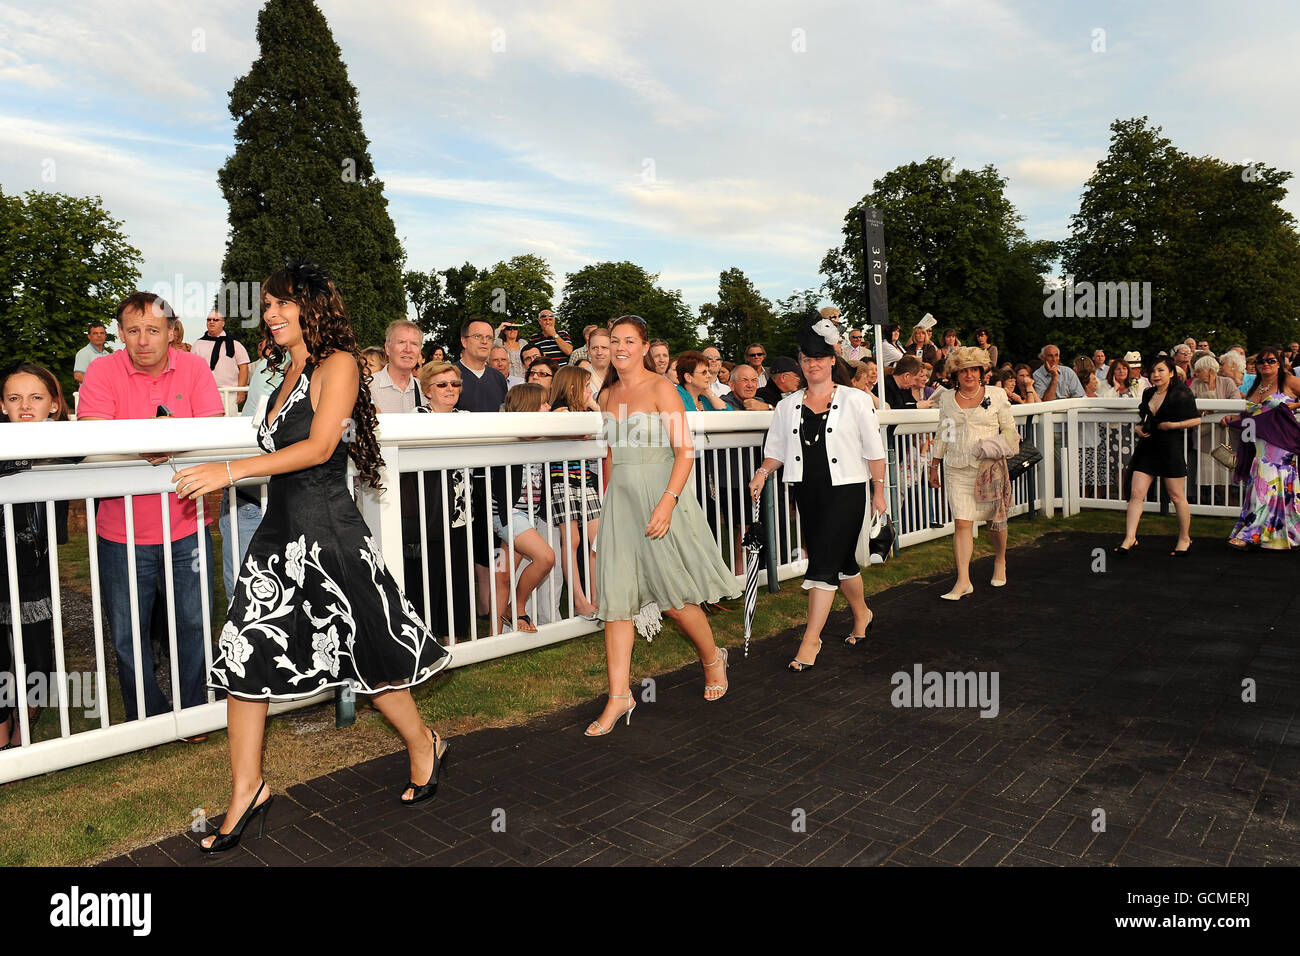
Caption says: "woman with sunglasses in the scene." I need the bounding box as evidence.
[419,360,464,412]
[526,358,557,388]
[1222,346,1300,550]
[404,361,478,639]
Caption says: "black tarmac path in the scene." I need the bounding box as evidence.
[102,531,1299,867]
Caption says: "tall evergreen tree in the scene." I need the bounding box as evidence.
[218,0,406,348]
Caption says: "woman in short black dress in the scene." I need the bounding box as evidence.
[1114,355,1202,555]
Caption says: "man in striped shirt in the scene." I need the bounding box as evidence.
[525,308,573,362]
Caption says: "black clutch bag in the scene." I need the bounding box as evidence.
[1005,440,1043,481]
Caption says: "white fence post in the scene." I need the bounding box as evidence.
[1041,411,1056,518]
[358,441,404,583]
[1064,405,1079,517]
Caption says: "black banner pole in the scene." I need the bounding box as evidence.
[860,207,900,556]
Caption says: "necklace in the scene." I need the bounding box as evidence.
[800,387,832,446]
[800,404,829,446]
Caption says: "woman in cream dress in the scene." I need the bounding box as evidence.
[927,347,1019,600]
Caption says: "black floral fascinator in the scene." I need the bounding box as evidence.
[282,257,333,299]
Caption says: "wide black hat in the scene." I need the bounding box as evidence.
[797,306,843,358]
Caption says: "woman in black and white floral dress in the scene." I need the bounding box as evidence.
[173,262,450,853]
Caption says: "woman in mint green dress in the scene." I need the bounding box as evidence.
[586,316,740,736]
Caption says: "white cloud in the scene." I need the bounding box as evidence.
[0,44,57,88]
[1007,156,1100,190]
[3,0,1298,320]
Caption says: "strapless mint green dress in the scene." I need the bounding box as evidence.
[596,413,741,635]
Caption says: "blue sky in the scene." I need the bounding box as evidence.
[2,0,1297,336]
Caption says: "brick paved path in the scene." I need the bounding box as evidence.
[104,531,1300,866]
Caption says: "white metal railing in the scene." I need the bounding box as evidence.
[0,397,1249,782]
[1068,398,1247,518]
[218,386,249,417]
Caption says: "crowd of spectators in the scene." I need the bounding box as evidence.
[2,296,1298,741]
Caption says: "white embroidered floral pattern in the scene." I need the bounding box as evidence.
[218,621,254,678]
[285,535,307,585]
[209,360,448,700]
[311,625,341,677]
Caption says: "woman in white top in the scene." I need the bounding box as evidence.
[879,323,904,367]
[927,347,1019,599]
[1095,359,1142,399]
[495,321,526,380]
[749,314,887,671]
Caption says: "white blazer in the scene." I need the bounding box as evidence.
[763,385,886,485]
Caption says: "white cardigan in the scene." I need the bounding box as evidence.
[763,385,886,485]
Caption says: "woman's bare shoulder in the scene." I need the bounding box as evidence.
[651,375,681,409]
[319,350,358,377]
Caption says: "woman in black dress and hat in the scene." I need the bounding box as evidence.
[1113,355,1202,555]
[749,310,888,671]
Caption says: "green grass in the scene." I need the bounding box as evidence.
[0,508,1234,866]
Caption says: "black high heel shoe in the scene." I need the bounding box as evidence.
[199,781,273,854]
[1170,540,1193,556]
[400,729,449,806]
[844,610,875,646]
[1112,540,1139,555]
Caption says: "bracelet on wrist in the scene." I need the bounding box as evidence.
[663,489,679,502]
[226,461,235,487]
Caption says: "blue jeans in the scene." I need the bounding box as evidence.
[98,530,214,721]
[218,490,264,606]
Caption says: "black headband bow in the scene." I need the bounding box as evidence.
[283,257,332,299]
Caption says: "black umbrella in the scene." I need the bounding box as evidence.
[741,499,764,658]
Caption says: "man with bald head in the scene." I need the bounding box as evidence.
[702,345,731,397]
[723,363,765,410]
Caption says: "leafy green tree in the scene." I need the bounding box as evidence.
[821,157,1052,365]
[769,288,824,360]
[996,238,1067,363]
[405,262,484,351]
[0,189,141,399]
[218,0,406,349]
[699,268,776,362]
[465,254,555,333]
[557,261,698,354]
[1062,117,1300,356]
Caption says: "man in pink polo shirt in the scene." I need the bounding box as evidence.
[78,292,224,720]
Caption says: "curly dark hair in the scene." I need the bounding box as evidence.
[260,265,385,490]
